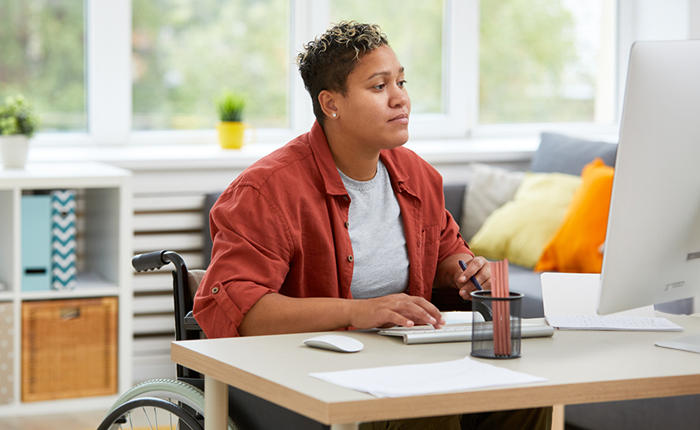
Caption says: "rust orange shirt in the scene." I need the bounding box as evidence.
[193,121,471,338]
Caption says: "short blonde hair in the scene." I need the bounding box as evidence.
[297,21,388,126]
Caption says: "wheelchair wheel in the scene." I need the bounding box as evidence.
[105,378,237,430]
[97,397,202,430]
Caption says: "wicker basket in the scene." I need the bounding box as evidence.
[21,297,118,402]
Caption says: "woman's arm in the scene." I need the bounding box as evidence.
[238,292,446,336]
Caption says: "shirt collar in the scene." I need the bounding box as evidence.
[307,121,348,196]
[380,149,410,193]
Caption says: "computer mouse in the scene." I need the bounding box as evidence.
[303,334,364,353]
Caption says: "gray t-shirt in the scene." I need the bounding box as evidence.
[339,160,410,299]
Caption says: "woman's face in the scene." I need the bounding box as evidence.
[333,44,411,152]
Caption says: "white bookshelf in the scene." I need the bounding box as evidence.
[0,162,132,416]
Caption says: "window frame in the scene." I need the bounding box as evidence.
[31,0,678,147]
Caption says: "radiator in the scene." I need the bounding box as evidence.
[131,192,208,382]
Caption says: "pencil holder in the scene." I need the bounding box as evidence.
[470,291,524,359]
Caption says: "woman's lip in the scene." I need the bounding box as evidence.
[389,114,409,124]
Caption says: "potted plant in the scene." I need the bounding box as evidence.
[216,90,248,149]
[0,94,39,169]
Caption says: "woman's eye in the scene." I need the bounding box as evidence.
[398,80,407,88]
[374,83,386,90]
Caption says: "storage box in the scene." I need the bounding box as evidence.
[50,190,77,290]
[21,195,52,291]
[0,302,13,405]
[21,297,118,402]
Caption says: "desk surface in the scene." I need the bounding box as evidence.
[172,314,700,425]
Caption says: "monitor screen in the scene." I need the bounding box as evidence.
[597,40,700,315]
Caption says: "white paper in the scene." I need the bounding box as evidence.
[441,311,483,324]
[545,314,683,331]
[540,272,655,317]
[655,334,700,353]
[309,356,546,398]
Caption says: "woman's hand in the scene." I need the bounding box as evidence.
[348,293,446,329]
[434,254,491,299]
[455,256,491,299]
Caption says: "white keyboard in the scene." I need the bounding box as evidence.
[378,320,555,345]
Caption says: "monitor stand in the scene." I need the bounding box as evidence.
[655,334,700,354]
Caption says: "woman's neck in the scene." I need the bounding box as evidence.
[325,127,380,181]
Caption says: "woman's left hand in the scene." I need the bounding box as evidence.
[454,255,491,299]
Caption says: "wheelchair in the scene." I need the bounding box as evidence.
[97,250,236,430]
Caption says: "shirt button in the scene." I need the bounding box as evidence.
[347,255,354,262]
[345,221,350,228]
[212,287,219,294]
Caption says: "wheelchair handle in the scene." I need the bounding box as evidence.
[132,250,170,272]
[132,250,189,273]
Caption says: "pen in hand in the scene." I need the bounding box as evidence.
[459,260,483,291]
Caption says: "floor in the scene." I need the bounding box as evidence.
[0,409,107,430]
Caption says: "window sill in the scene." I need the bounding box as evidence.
[26,136,542,172]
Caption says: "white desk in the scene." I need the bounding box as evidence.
[172,314,700,429]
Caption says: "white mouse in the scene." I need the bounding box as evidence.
[303,334,364,353]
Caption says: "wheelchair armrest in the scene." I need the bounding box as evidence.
[183,310,202,331]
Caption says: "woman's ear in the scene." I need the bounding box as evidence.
[318,90,339,120]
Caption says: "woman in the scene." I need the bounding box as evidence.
[194,21,549,430]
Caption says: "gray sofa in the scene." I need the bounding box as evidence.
[445,132,698,430]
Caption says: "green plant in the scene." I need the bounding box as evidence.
[216,91,246,122]
[0,95,39,137]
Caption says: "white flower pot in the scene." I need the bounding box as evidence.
[0,135,30,169]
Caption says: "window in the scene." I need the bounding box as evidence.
[0,0,86,132]
[4,0,648,144]
[479,0,617,125]
[132,0,289,130]
[328,0,444,115]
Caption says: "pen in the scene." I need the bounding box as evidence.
[458,260,483,291]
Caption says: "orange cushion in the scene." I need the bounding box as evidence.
[534,158,614,273]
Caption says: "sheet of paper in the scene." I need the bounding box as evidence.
[545,314,683,331]
[541,272,655,317]
[655,334,700,353]
[309,356,546,398]
[441,311,483,324]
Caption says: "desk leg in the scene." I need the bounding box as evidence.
[331,424,359,430]
[205,375,229,430]
[552,404,564,430]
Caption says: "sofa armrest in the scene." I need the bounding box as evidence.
[443,183,467,228]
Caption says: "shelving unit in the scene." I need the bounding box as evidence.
[0,162,132,415]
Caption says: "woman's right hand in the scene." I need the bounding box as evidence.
[348,293,446,330]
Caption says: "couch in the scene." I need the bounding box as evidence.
[446,132,698,430]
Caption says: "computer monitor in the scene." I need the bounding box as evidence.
[597,40,700,316]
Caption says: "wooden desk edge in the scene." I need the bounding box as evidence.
[172,341,700,425]
[172,342,334,423]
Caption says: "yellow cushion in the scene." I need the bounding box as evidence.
[535,158,614,273]
[469,172,582,268]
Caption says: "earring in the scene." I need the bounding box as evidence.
[332,113,337,118]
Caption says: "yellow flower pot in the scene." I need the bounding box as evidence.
[217,121,247,149]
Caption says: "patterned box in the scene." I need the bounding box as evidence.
[50,190,77,290]
[0,303,13,405]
